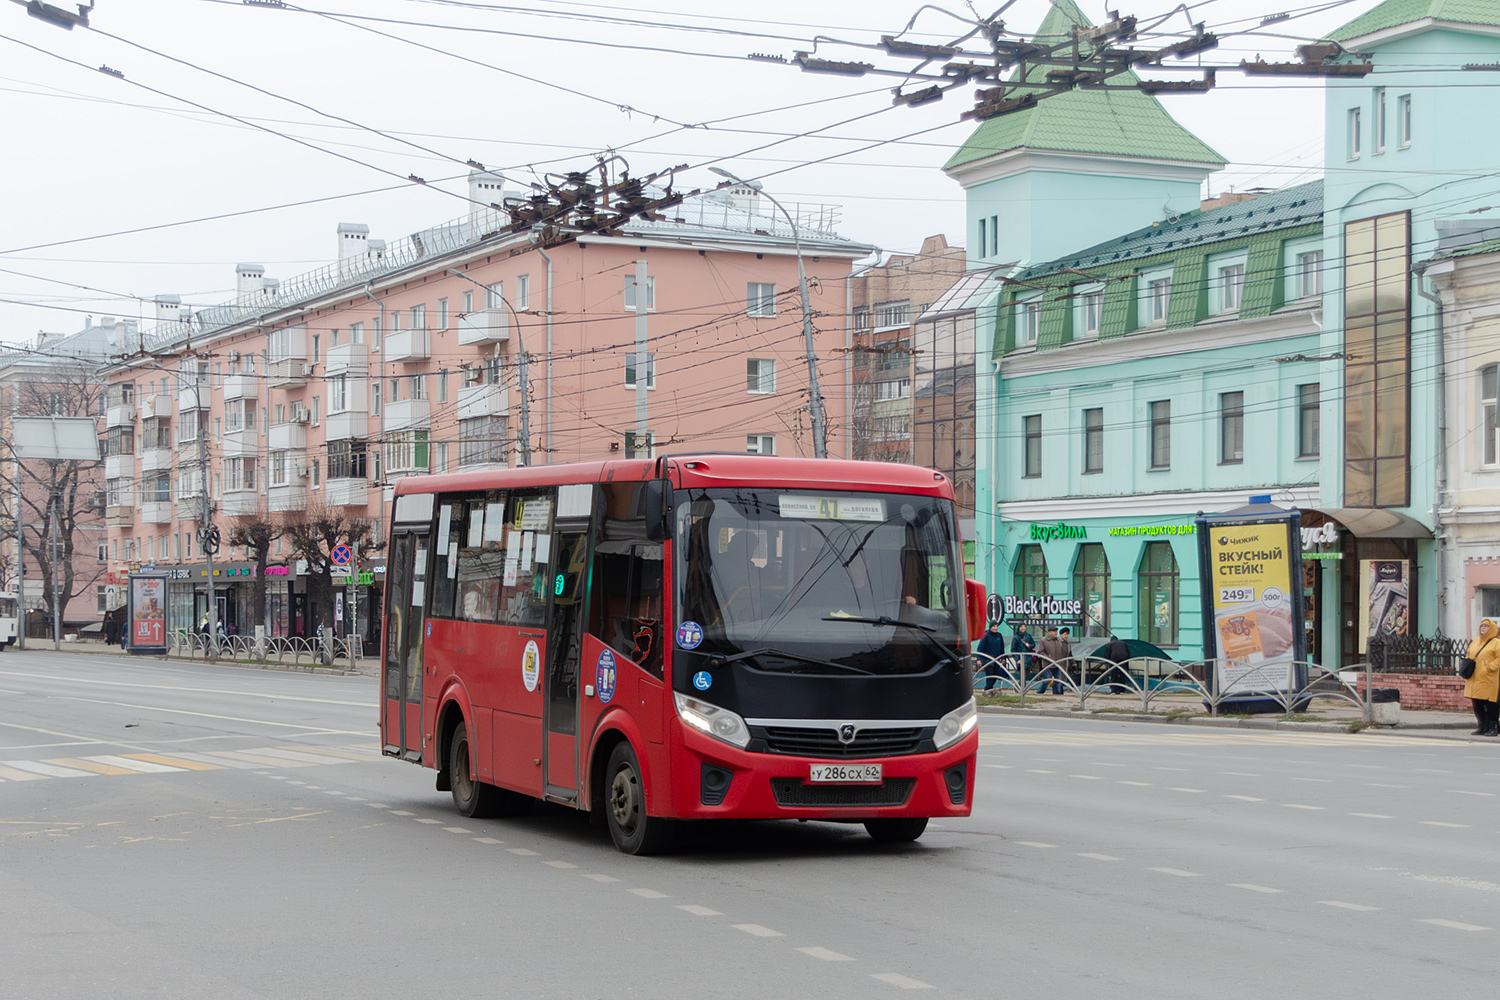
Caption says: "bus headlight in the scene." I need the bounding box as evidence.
[933,698,978,751]
[674,692,751,749]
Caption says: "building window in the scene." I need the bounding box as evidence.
[1397,93,1412,147]
[1220,391,1244,464]
[1138,542,1179,647]
[106,425,135,457]
[989,214,998,257]
[1073,544,1110,638]
[387,430,430,472]
[349,321,362,344]
[1218,263,1245,313]
[459,416,508,466]
[1373,87,1386,153]
[1483,365,1498,466]
[1014,545,1048,600]
[853,307,869,332]
[1080,288,1103,337]
[1298,383,1321,458]
[978,218,987,258]
[327,440,368,480]
[1348,106,1362,159]
[1148,277,1171,324]
[97,585,108,614]
[1297,250,1323,298]
[747,282,776,317]
[462,290,473,314]
[410,303,426,330]
[329,376,348,413]
[485,281,503,310]
[874,300,911,329]
[746,435,775,455]
[875,380,909,400]
[746,358,776,394]
[624,353,656,389]
[624,430,655,459]
[437,298,448,330]
[1343,212,1411,507]
[1023,414,1041,478]
[1020,297,1041,345]
[1082,407,1103,474]
[434,441,449,473]
[1150,400,1170,469]
[270,451,287,486]
[515,275,530,312]
[624,274,655,312]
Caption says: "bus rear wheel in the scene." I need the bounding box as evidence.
[449,722,501,818]
[864,817,928,843]
[605,742,674,855]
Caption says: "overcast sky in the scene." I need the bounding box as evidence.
[0,0,1367,344]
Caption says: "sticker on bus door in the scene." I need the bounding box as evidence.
[596,648,616,704]
[522,639,540,692]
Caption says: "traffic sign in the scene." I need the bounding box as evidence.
[331,544,352,566]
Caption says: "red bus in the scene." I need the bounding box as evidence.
[381,454,986,854]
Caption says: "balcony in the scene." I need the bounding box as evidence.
[139,393,173,420]
[386,398,430,431]
[221,489,259,517]
[457,383,509,420]
[141,501,173,524]
[178,382,210,411]
[106,403,135,428]
[106,504,134,528]
[268,358,311,388]
[222,374,258,400]
[223,427,258,458]
[141,447,173,472]
[325,478,369,507]
[268,421,307,452]
[325,409,369,441]
[104,454,135,480]
[268,482,308,512]
[384,327,430,363]
[458,307,508,346]
[325,342,370,377]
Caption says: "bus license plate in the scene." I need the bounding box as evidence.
[809,763,882,783]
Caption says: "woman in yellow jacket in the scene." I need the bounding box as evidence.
[1463,618,1500,737]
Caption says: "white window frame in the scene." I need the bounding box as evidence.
[624,353,656,390]
[1298,250,1323,299]
[1212,258,1246,315]
[1140,268,1172,326]
[747,282,776,318]
[746,358,776,394]
[746,434,776,455]
[1482,365,1498,467]
[1076,284,1103,339]
[1372,87,1386,154]
[1017,293,1042,346]
[1397,93,1412,148]
[1348,106,1362,159]
[624,274,656,313]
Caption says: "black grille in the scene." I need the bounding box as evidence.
[757,726,929,758]
[771,778,915,807]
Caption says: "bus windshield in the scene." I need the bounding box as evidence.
[675,489,963,677]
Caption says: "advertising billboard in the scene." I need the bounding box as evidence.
[128,573,168,655]
[1358,559,1410,654]
[1196,509,1305,704]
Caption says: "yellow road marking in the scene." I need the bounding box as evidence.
[42,757,139,775]
[121,753,224,771]
[0,763,48,781]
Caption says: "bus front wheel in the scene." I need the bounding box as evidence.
[605,741,673,855]
[864,817,928,843]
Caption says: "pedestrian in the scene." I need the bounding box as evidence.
[975,621,1010,692]
[1037,626,1069,696]
[1463,618,1500,737]
[1010,622,1037,687]
[104,613,118,647]
[1100,634,1132,694]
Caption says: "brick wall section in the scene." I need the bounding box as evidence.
[1354,673,1471,711]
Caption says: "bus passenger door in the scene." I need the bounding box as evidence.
[543,529,588,798]
[382,531,428,761]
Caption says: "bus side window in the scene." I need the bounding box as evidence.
[591,484,665,678]
[495,489,554,625]
[429,501,463,618]
[455,494,505,622]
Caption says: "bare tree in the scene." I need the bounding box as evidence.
[0,368,106,623]
[278,500,378,635]
[228,513,280,630]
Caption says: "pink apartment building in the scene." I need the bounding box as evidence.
[100,173,872,641]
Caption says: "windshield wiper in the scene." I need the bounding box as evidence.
[706,647,874,676]
[821,615,965,670]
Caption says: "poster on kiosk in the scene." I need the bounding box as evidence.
[128,573,168,656]
[1195,502,1306,712]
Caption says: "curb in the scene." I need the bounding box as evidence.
[977,704,1483,740]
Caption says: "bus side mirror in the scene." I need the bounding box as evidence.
[643,479,673,541]
[964,579,987,643]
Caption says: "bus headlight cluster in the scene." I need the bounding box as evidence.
[674,692,751,749]
[933,698,978,751]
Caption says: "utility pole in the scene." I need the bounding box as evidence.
[634,258,648,457]
[12,388,23,651]
[49,497,60,650]
[190,370,218,662]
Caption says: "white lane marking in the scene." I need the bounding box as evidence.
[1420,919,1490,931]
[2,760,92,778]
[390,810,415,816]
[474,838,503,845]
[798,947,854,961]
[732,924,784,937]
[983,764,1012,769]
[1282,804,1326,811]
[1350,812,1393,819]
[583,874,619,883]
[164,751,271,770]
[1290,776,1332,783]
[1412,768,1451,774]
[1154,767,1189,772]
[1118,780,1152,786]
[1014,841,1055,849]
[1077,853,1120,862]
[1219,772,1261,777]
[1369,783,1409,789]
[249,748,353,765]
[367,803,390,809]
[870,972,934,989]
[441,826,471,834]
[629,888,669,898]
[1421,821,1471,828]
[344,797,365,802]
[1224,795,1264,802]
[544,860,578,869]
[323,791,347,796]
[1086,762,1125,767]
[1168,787,1206,793]
[1070,774,1103,780]
[81,754,183,774]
[1025,769,1055,774]
[1228,883,1283,894]
[1451,790,1496,797]
[507,848,540,856]
[414,818,443,825]
[678,904,721,916]
[1150,868,1201,878]
[1319,901,1381,911]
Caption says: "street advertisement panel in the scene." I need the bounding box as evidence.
[1358,559,1410,654]
[128,573,168,654]
[1196,511,1305,702]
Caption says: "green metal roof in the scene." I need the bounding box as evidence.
[1330,0,1500,40]
[943,0,1225,171]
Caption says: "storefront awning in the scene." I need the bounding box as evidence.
[1306,507,1433,539]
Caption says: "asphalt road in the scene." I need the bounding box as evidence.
[1,650,1496,998]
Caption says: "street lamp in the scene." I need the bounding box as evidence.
[709,167,828,459]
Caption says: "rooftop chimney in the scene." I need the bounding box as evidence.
[236,264,265,300]
[154,294,182,323]
[468,169,507,211]
[337,223,370,262]
[262,277,281,300]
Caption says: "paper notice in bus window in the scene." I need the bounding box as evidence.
[436,505,452,553]
[466,505,484,549]
[505,528,521,562]
[520,531,534,567]
[534,533,551,565]
[503,556,519,588]
[414,545,427,578]
[519,499,552,531]
[483,503,506,546]
[447,539,459,579]
[777,495,887,522]
[412,580,425,608]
